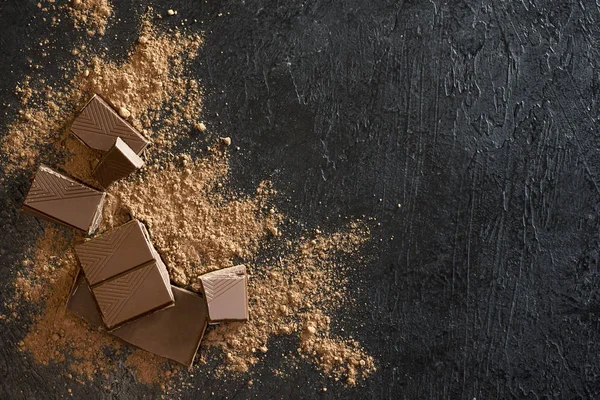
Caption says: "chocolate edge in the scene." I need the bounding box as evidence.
[88,192,106,234]
[104,299,176,331]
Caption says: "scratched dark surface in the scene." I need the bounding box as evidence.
[2,0,600,398]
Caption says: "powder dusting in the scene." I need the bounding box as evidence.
[4,9,376,392]
[204,224,376,384]
[15,228,122,379]
[126,350,177,386]
[67,0,113,36]
[13,226,70,304]
[76,19,203,148]
[107,152,280,286]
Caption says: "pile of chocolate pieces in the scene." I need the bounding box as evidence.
[21,94,249,368]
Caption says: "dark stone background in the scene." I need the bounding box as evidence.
[2,0,600,398]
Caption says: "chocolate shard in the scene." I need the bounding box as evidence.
[71,94,149,154]
[199,265,249,323]
[74,220,174,329]
[21,165,106,234]
[93,137,144,188]
[67,271,209,368]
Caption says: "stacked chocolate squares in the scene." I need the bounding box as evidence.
[21,94,249,368]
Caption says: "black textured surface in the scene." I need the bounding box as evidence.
[2,0,600,398]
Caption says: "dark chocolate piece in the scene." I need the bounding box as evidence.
[74,220,174,329]
[22,165,106,234]
[93,137,144,188]
[67,271,209,368]
[71,94,149,154]
[199,265,248,323]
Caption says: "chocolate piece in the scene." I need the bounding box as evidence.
[93,137,144,188]
[71,94,149,154]
[74,220,174,329]
[67,271,209,368]
[66,269,104,328]
[199,265,248,323]
[22,165,106,234]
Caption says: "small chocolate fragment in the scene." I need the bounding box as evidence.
[93,137,144,187]
[199,265,248,323]
[67,271,209,368]
[22,165,106,234]
[74,220,174,329]
[71,94,149,154]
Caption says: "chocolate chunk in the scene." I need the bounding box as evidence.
[199,265,248,323]
[22,165,106,234]
[67,271,209,368]
[66,269,104,328]
[74,220,174,329]
[71,94,149,154]
[93,137,144,188]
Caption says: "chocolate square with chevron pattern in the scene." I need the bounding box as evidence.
[199,265,248,323]
[74,220,174,329]
[71,94,149,154]
[93,137,144,188]
[22,165,106,234]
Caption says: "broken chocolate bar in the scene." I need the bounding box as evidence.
[199,265,248,323]
[67,271,208,368]
[71,94,149,154]
[74,220,174,329]
[22,165,106,234]
[93,137,144,188]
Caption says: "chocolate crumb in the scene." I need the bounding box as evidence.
[118,106,131,118]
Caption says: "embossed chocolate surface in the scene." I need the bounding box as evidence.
[71,94,149,154]
[74,220,174,329]
[92,260,173,329]
[93,137,144,188]
[21,165,106,234]
[199,265,248,322]
[75,220,155,286]
[67,271,208,368]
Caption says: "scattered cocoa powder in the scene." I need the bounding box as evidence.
[203,223,376,383]
[126,350,176,386]
[4,9,376,392]
[66,0,113,36]
[107,153,280,287]
[17,233,122,379]
[13,226,70,304]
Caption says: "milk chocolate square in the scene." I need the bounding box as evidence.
[22,165,106,234]
[199,265,248,323]
[71,94,149,154]
[67,271,209,368]
[93,137,144,188]
[74,220,174,329]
